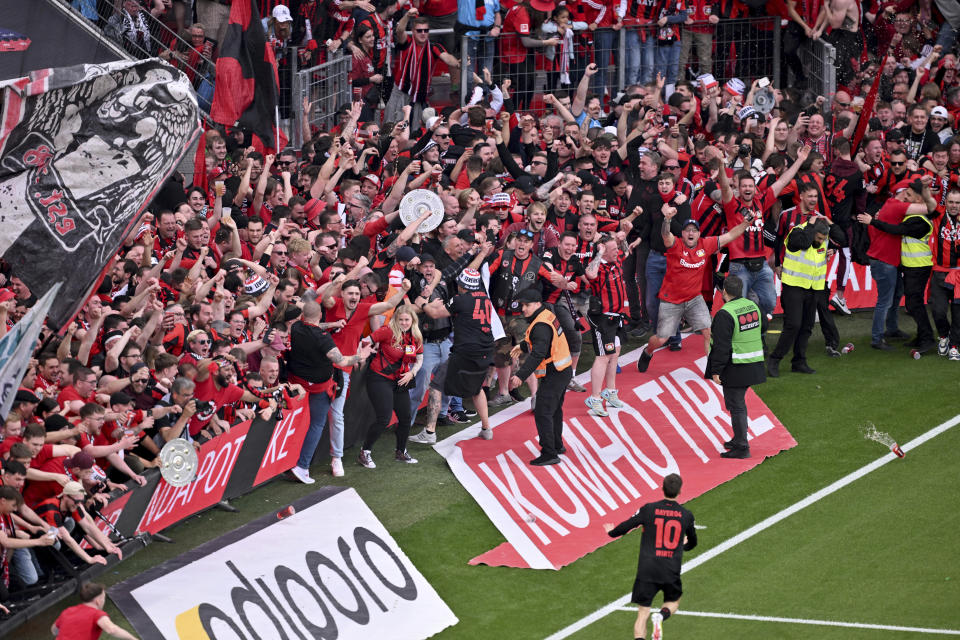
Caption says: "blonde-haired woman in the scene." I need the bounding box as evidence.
[359,304,423,468]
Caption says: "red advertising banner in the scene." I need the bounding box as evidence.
[136,421,254,535]
[81,490,132,550]
[436,335,797,570]
[253,395,310,486]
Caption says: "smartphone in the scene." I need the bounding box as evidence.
[758,77,770,88]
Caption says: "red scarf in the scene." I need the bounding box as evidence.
[396,41,434,103]
[660,189,678,204]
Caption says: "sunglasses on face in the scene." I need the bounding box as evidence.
[434,133,449,139]
[415,28,429,33]
[890,161,905,166]
[272,250,287,255]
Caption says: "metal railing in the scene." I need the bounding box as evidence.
[59,0,216,113]
[291,53,354,147]
[801,38,838,106]
[459,17,781,111]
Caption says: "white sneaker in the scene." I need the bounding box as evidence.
[395,449,418,464]
[651,611,664,640]
[585,396,608,417]
[478,427,493,440]
[409,429,437,444]
[600,388,625,408]
[330,457,344,477]
[939,336,950,356]
[291,466,315,484]
[830,294,851,315]
[950,346,960,361]
[358,450,376,469]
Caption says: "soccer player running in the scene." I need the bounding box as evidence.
[604,474,697,640]
[636,206,750,373]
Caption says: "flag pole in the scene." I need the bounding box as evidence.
[275,105,280,152]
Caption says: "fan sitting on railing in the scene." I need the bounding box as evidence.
[105,0,154,58]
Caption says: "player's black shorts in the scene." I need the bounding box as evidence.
[630,576,683,607]
[588,313,625,356]
[431,351,492,398]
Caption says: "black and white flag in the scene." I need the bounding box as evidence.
[0,59,200,327]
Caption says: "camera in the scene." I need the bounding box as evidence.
[194,400,214,413]
[738,143,752,157]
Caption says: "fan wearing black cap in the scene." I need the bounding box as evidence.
[488,228,555,406]
[509,289,573,465]
[637,211,751,373]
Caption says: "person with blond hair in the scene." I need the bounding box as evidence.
[359,300,422,468]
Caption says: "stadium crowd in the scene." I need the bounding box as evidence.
[2,0,960,627]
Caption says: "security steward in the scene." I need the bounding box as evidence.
[768,217,831,377]
[706,277,767,459]
[509,289,573,466]
[858,201,937,353]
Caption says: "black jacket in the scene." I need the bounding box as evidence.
[704,299,767,388]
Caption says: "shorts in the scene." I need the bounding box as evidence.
[631,576,683,607]
[432,351,493,398]
[588,314,625,356]
[493,316,528,367]
[656,297,712,338]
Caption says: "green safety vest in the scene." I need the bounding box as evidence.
[780,221,827,290]
[900,214,933,268]
[716,297,765,364]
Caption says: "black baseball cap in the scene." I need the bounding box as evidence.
[515,289,543,304]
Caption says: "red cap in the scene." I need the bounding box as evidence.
[0,288,14,303]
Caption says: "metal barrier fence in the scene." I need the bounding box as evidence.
[459,17,780,110]
[800,38,838,105]
[60,0,217,112]
[291,53,354,148]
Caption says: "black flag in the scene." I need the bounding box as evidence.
[0,59,200,328]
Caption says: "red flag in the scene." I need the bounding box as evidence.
[210,0,286,152]
[851,54,887,152]
[192,125,208,192]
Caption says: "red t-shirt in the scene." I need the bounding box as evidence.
[33,375,59,401]
[327,299,375,370]
[57,385,96,413]
[659,236,720,304]
[723,188,777,260]
[53,604,109,640]
[23,445,67,508]
[187,364,245,436]
[867,200,911,266]
[368,326,422,380]
[501,5,531,64]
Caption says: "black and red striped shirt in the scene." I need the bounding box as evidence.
[590,252,628,315]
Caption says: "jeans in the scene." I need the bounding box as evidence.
[465,34,496,93]
[869,259,902,343]
[326,370,350,458]
[11,548,40,586]
[625,30,657,85]
[728,260,777,317]
[409,338,453,425]
[645,251,681,344]
[297,391,333,469]
[937,21,957,52]
[592,29,616,96]
[656,40,682,87]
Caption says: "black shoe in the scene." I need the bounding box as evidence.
[636,347,653,372]
[791,363,816,374]
[723,440,736,450]
[463,408,478,417]
[530,454,562,466]
[509,388,525,402]
[629,323,651,339]
[767,358,780,378]
[720,447,751,459]
[437,415,452,426]
[448,410,469,424]
[558,445,567,455]
[884,329,909,340]
[668,342,682,352]
[905,337,920,348]
[825,346,841,358]
[914,340,937,354]
[871,340,894,351]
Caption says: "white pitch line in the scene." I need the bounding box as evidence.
[610,608,960,635]
[544,412,960,640]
